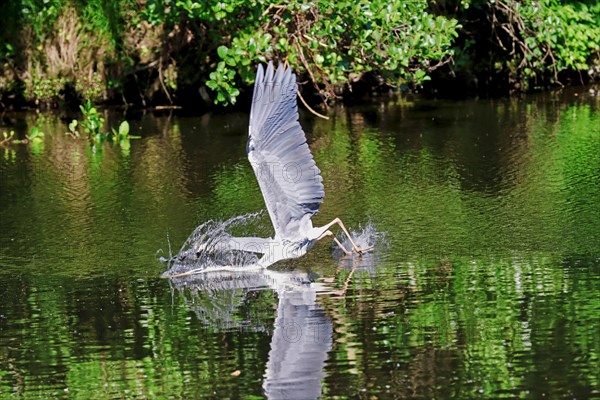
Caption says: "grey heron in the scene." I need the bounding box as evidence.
[164,62,372,276]
[234,61,372,268]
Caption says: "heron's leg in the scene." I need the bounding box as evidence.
[317,230,352,255]
[320,218,370,254]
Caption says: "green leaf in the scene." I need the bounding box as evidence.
[414,69,426,79]
[28,126,43,139]
[217,46,229,59]
[118,121,130,137]
[68,119,78,135]
[206,80,218,90]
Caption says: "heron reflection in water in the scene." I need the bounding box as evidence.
[168,268,334,399]
[165,62,372,276]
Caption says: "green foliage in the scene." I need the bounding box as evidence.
[1,43,15,61]
[27,126,45,153]
[206,59,241,105]
[20,0,64,41]
[203,0,461,104]
[0,127,44,147]
[534,1,600,71]
[67,119,80,138]
[0,0,136,105]
[0,130,17,146]
[0,0,598,106]
[27,126,44,142]
[67,100,138,146]
[79,99,105,140]
[30,76,67,102]
[110,120,140,150]
[448,0,600,90]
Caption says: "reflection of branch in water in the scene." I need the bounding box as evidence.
[320,248,380,298]
[315,249,382,379]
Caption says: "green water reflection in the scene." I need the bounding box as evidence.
[0,93,598,398]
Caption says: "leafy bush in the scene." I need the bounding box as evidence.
[439,0,600,91]
[0,0,598,107]
[67,100,138,145]
[199,0,461,104]
[0,126,44,147]
[1,0,133,104]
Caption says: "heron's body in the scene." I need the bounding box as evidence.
[223,224,329,267]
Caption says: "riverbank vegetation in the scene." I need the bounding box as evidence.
[0,0,598,110]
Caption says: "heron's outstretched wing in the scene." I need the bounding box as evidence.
[248,62,324,240]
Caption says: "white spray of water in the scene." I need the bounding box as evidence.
[161,213,386,277]
[161,212,267,277]
[333,219,387,258]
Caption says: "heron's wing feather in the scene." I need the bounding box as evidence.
[248,62,324,240]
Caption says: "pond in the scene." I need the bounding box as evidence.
[0,90,599,398]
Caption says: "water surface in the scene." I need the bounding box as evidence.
[0,91,599,398]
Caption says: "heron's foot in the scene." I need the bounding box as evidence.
[353,245,374,255]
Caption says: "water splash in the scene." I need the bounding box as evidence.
[333,220,387,273]
[333,220,386,255]
[161,211,268,277]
